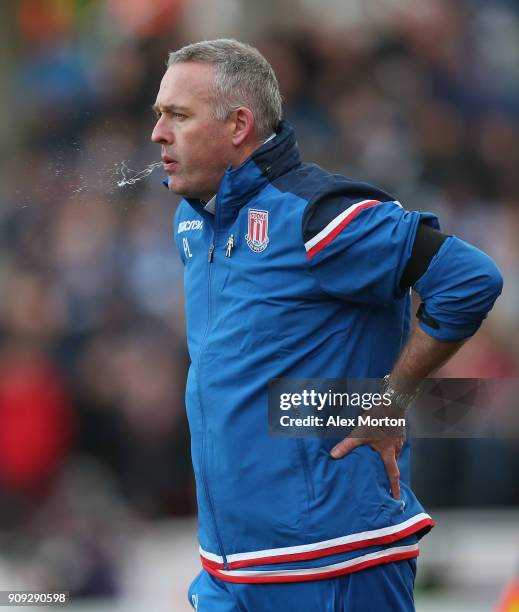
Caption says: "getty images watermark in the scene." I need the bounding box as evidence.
[278,387,402,428]
[268,378,519,438]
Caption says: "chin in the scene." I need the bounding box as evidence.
[168,179,208,201]
[167,177,186,195]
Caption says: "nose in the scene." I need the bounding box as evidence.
[151,114,173,145]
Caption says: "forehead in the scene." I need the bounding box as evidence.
[155,62,214,108]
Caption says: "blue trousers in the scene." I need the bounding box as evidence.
[188,559,417,611]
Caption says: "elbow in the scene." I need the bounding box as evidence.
[486,260,503,302]
[414,238,503,342]
[477,253,503,311]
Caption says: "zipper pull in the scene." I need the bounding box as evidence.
[225,234,234,257]
[208,242,215,263]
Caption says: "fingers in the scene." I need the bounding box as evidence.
[380,450,400,499]
[330,435,403,500]
[330,436,362,459]
[395,438,404,459]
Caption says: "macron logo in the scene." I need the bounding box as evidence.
[178,219,203,233]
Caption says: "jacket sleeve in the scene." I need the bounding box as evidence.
[303,190,503,341]
[303,192,439,305]
[413,236,503,342]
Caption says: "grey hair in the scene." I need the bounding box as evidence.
[167,39,283,139]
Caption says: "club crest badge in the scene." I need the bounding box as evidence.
[245,209,269,253]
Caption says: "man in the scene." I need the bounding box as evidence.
[151,39,502,611]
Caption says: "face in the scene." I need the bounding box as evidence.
[151,62,235,201]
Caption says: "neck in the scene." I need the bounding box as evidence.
[199,134,274,201]
[231,139,264,169]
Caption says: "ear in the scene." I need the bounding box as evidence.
[231,107,256,147]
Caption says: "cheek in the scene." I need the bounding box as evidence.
[179,130,208,159]
[188,141,226,173]
[177,122,230,176]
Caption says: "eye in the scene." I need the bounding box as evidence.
[173,113,187,120]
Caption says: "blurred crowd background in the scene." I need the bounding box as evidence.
[0,0,518,607]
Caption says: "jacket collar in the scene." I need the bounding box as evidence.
[203,132,277,215]
[163,120,301,215]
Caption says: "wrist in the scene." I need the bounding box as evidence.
[382,375,418,414]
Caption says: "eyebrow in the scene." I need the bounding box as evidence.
[151,103,190,115]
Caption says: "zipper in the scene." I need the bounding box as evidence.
[226,234,234,257]
[292,404,315,503]
[195,230,228,569]
[296,439,315,502]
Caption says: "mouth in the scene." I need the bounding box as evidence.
[162,156,178,172]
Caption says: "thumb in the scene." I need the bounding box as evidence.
[330,436,362,459]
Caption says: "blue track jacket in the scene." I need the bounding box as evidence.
[171,121,503,583]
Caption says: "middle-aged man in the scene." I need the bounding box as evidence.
[151,39,503,611]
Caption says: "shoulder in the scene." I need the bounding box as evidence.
[301,176,397,240]
[269,164,403,254]
[274,160,393,197]
[274,166,399,251]
[272,163,396,218]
